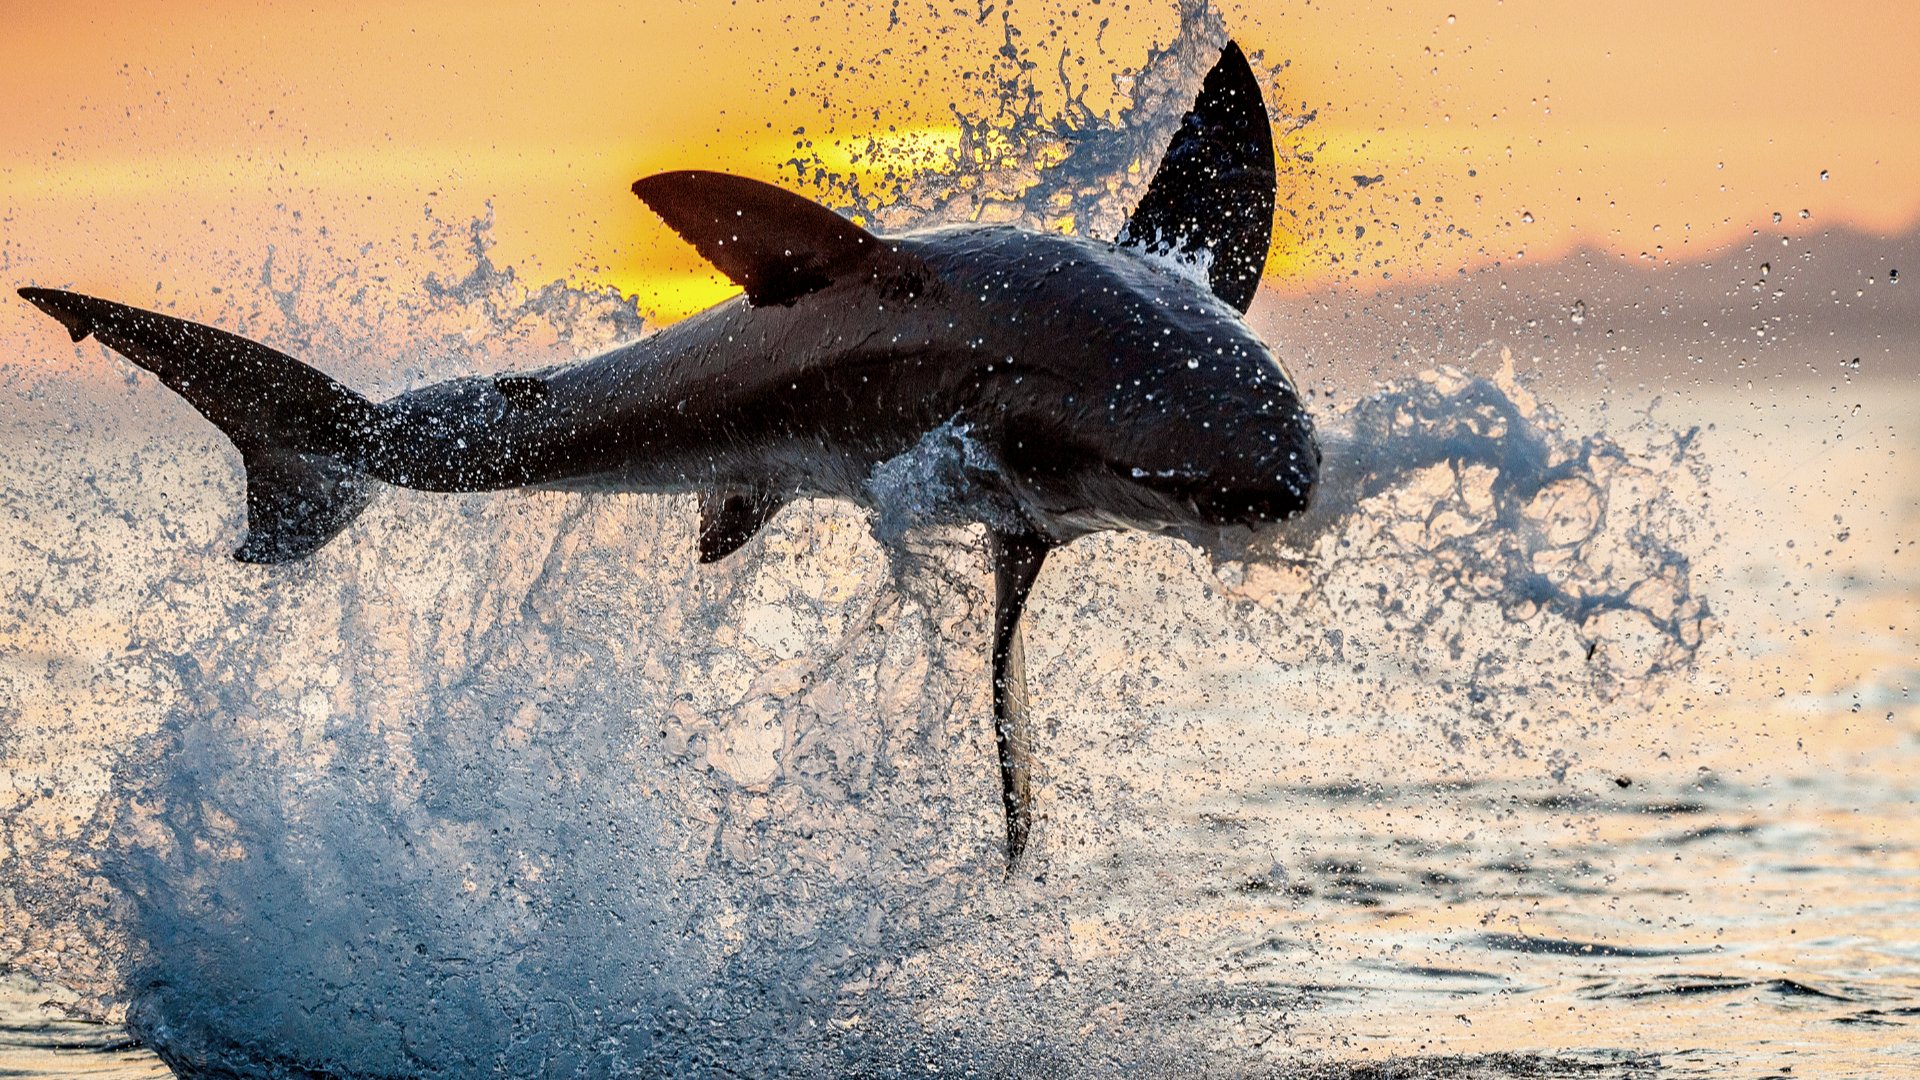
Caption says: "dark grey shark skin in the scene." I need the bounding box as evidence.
[360,224,1315,535]
[19,40,1317,867]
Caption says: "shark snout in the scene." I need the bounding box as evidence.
[1113,413,1320,530]
[1187,426,1321,527]
[1194,483,1308,526]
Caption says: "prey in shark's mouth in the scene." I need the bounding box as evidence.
[19,40,1317,867]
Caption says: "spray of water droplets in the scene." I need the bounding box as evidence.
[0,5,1712,1077]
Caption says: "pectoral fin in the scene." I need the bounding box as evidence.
[698,487,786,563]
[1118,40,1276,314]
[988,528,1051,868]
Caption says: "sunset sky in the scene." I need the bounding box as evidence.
[3,0,1916,329]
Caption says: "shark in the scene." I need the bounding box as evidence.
[19,40,1318,865]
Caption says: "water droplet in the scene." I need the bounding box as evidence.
[1186,358,1200,369]
[1520,211,1535,224]
[1772,211,1782,224]
[1819,169,1830,182]
[1759,262,1770,278]
[1570,299,1587,325]
[1447,13,1456,23]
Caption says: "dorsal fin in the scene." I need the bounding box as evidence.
[633,170,896,308]
[1118,40,1277,314]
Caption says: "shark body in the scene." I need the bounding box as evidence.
[21,41,1318,864]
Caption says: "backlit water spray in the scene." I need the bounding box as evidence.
[1,5,1712,1076]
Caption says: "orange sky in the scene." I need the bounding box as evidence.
[3,0,1917,326]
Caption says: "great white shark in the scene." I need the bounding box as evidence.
[20,41,1318,865]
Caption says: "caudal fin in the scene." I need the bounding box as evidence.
[19,287,379,563]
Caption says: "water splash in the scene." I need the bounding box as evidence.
[1226,349,1711,699]
[0,266,1712,1078]
[0,10,1714,1079]
[789,0,1307,247]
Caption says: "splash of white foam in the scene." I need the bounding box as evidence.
[0,8,1713,1076]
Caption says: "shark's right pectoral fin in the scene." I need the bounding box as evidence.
[632,170,928,308]
[697,486,787,563]
[989,528,1051,869]
[1118,40,1277,314]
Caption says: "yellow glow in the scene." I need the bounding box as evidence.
[605,268,741,326]
[1,1,1915,334]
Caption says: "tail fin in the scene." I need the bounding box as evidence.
[19,287,379,563]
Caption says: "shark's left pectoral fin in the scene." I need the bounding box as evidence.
[988,528,1051,869]
[698,486,787,563]
[1118,40,1277,314]
[634,170,923,308]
